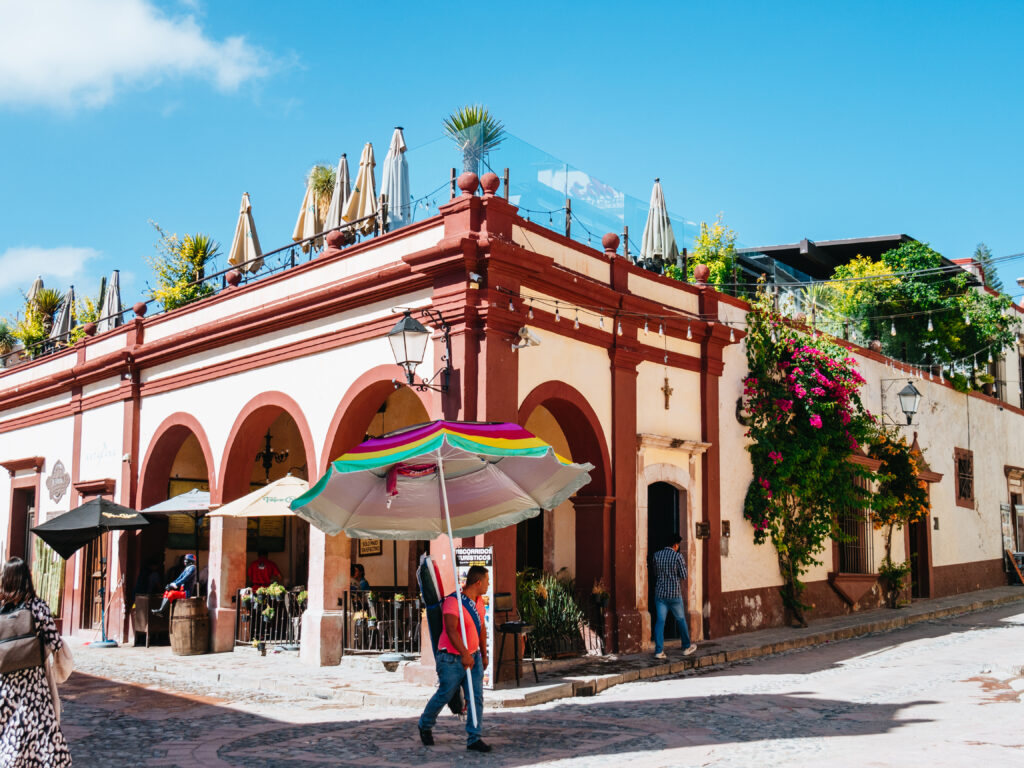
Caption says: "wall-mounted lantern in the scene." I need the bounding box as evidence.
[695,521,711,540]
[897,380,922,425]
[387,309,452,393]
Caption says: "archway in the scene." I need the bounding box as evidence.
[518,382,612,611]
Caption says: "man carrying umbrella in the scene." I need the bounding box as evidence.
[151,553,197,616]
[418,564,491,753]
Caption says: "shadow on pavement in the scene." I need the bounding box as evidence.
[61,672,933,768]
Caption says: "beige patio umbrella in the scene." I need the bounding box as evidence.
[292,177,322,254]
[208,475,309,518]
[228,192,263,273]
[639,178,680,272]
[342,142,377,235]
[27,276,43,305]
[322,154,351,234]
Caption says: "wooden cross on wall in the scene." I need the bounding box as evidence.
[661,377,674,410]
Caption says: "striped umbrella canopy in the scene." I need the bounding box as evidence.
[290,420,593,540]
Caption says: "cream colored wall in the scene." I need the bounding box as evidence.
[518,330,612,451]
[511,226,610,283]
[636,363,701,438]
[524,405,576,576]
[78,402,125,498]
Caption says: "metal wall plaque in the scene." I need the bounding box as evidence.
[46,460,70,503]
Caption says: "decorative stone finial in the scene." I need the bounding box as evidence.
[225,270,242,288]
[325,230,344,249]
[602,233,620,255]
[457,172,479,196]
[133,302,147,318]
[480,172,500,196]
[693,264,711,284]
[82,322,97,337]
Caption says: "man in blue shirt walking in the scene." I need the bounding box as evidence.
[652,534,697,659]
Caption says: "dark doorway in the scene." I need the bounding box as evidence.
[516,514,544,573]
[1013,493,1024,552]
[8,488,36,562]
[908,490,932,599]
[647,482,681,639]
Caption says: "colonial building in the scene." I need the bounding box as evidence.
[1,171,1020,670]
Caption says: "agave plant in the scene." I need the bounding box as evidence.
[31,288,65,333]
[443,105,506,176]
[307,164,336,219]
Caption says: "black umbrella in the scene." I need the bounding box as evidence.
[32,498,149,647]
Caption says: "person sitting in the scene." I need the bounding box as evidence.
[247,550,283,588]
[350,563,370,591]
[151,553,197,616]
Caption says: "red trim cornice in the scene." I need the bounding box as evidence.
[1,457,44,476]
[73,478,116,497]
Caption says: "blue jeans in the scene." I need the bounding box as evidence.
[654,596,691,653]
[418,651,484,745]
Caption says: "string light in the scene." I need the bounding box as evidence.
[528,299,534,320]
[574,309,580,330]
[890,321,897,336]
[599,316,604,329]
[509,299,515,312]
[644,318,649,335]
[617,321,623,336]
[554,302,560,322]
[686,324,692,340]
[927,315,933,332]
[658,322,664,336]
[729,326,735,342]
[988,349,993,364]
[940,369,945,383]
[965,312,971,326]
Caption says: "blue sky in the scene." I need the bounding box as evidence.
[1,0,1023,318]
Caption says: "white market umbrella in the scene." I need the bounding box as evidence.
[50,285,75,342]
[343,142,377,235]
[228,192,264,273]
[96,270,123,333]
[639,178,679,271]
[208,475,309,518]
[142,488,211,577]
[27,276,43,305]
[292,178,322,254]
[379,127,410,230]
[323,154,352,234]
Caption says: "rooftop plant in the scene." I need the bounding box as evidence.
[443,105,506,176]
[307,164,336,218]
[664,214,737,291]
[148,222,219,311]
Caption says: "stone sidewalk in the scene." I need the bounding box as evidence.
[70,585,1024,710]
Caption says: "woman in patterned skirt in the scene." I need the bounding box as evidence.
[0,557,72,767]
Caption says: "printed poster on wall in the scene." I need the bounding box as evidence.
[455,546,495,689]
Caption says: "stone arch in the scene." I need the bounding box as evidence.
[217,391,317,505]
[138,412,217,509]
[319,364,432,476]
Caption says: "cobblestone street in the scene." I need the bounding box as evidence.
[60,602,1024,767]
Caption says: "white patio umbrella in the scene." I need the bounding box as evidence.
[639,178,680,272]
[292,177,322,254]
[379,127,410,230]
[50,285,75,342]
[208,475,309,519]
[27,276,43,305]
[96,270,123,333]
[228,192,263,273]
[322,154,352,234]
[142,488,211,578]
[343,142,377,235]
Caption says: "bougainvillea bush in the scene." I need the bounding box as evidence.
[742,288,877,626]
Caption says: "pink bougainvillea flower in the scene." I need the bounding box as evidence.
[840,411,851,425]
[768,451,783,464]
[793,384,807,399]
[776,399,793,411]
[809,414,823,428]
[758,477,771,490]
[811,386,826,396]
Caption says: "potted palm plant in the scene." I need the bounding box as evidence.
[443,105,506,177]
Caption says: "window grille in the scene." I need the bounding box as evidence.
[954,448,974,508]
[838,478,874,574]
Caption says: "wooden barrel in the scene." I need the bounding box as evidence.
[169,597,209,655]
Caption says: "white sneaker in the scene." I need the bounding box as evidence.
[683,644,697,656]
[653,652,667,660]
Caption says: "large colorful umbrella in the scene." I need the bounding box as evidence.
[291,420,592,727]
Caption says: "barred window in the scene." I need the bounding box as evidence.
[838,476,874,574]
[954,448,974,508]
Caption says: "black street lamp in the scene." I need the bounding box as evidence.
[897,380,922,425]
[387,309,451,392]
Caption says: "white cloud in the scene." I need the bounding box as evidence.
[0,0,269,109]
[0,246,102,293]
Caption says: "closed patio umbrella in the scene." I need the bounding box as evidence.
[639,178,679,273]
[292,178,322,254]
[380,127,410,230]
[291,420,592,728]
[49,285,75,342]
[343,142,377,235]
[96,270,123,333]
[27,276,43,305]
[323,154,352,235]
[228,192,263,273]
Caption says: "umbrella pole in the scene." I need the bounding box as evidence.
[436,453,478,730]
[94,530,117,648]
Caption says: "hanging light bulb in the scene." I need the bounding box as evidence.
[988,349,994,364]
[528,299,534,320]
[890,321,897,336]
[965,312,971,326]
[686,324,692,340]
[617,321,623,336]
[927,315,933,332]
[599,315,604,329]
[554,302,560,322]
[509,299,515,312]
[574,310,580,330]
[644,318,649,335]
[940,369,945,383]
[729,326,735,342]
[658,322,664,336]
[664,353,668,363]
